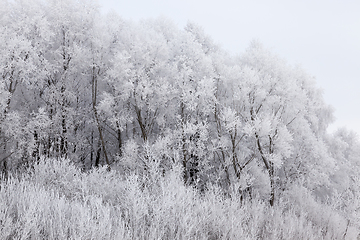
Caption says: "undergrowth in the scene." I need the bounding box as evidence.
[0,158,358,239]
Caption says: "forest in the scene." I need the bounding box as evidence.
[0,0,360,239]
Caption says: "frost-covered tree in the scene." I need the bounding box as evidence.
[210,41,335,205]
[325,128,360,227]
[1,2,357,226]
[0,0,47,172]
[0,0,105,171]
[105,20,175,142]
[168,23,218,185]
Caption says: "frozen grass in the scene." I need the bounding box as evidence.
[0,158,358,239]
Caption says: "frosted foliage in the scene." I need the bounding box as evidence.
[98,92,132,131]
[243,121,255,136]
[221,107,241,132]
[253,116,272,137]
[1,158,357,239]
[2,112,22,142]
[0,30,35,86]
[181,121,209,159]
[120,139,139,169]
[0,1,359,237]
[274,125,293,158]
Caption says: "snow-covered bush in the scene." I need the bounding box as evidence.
[1,157,358,239]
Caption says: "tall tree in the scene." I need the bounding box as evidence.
[218,41,334,205]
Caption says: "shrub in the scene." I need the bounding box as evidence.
[0,157,358,239]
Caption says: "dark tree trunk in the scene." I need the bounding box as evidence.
[95,143,101,168]
[256,133,275,206]
[91,66,110,167]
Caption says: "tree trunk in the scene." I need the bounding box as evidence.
[92,66,110,167]
[60,116,67,157]
[95,142,101,167]
[135,106,147,141]
[116,122,122,157]
[180,102,188,184]
[256,133,275,206]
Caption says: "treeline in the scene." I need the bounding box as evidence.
[0,0,359,221]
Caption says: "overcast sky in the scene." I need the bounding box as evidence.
[100,0,360,135]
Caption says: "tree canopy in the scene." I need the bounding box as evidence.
[1,0,359,224]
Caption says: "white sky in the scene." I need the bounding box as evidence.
[99,0,360,135]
